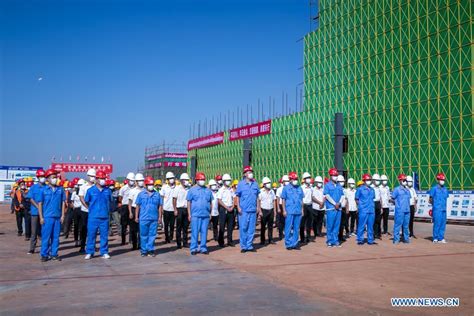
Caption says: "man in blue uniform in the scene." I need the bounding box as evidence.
[235,166,260,253]
[391,174,411,244]
[27,169,46,254]
[429,173,449,243]
[355,174,376,245]
[281,172,304,250]
[136,176,163,257]
[84,171,112,259]
[323,168,344,247]
[187,172,213,255]
[38,169,66,262]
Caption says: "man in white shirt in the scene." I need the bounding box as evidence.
[311,176,325,238]
[338,175,350,242]
[70,179,83,247]
[379,175,391,235]
[160,172,177,244]
[275,175,289,240]
[371,174,383,240]
[173,173,190,248]
[78,169,95,253]
[345,178,358,236]
[257,177,277,245]
[119,172,135,245]
[217,174,235,247]
[300,172,313,244]
[407,175,418,238]
[208,179,219,241]
[128,173,144,250]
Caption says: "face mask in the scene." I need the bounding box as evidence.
[264,183,271,189]
[99,179,106,186]
[137,181,144,187]
[439,180,445,186]
[39,177,46,184]
[283,181,289,186]
[305,178,311,184]
[217,180,223,185]
[291,180,299,186]
[316,182,323,188]
[168,179,175,185]
[197,180,205,187]
[349,183,355,188]
[365,180,372,186]
[109,186,114,190]
[20,185,26,190]
[89,176,96,183]
[375,180,381,186]
[147,185,154,191]
[331,176,338,182]
[210,185,217,191]
[246,173,254,180]
[224,180,231,186]
[401,180,407,186]
[49,177,57,186]
[382,180,388,186]
[68,188,74,192]
[183,180,190,187]
[407,181,413,187]
[74,185,78,189]
[338,181,345,186]
[128,180,135,186]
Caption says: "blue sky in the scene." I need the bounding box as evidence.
[1,0,310,176]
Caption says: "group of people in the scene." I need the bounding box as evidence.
[10,165,449,261]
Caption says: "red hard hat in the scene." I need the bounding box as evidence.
[96,171,106,179]
[328,168,339,176]
[310,178,315,184]
[362,173,372,181]
[278,178,282,184]
[288,171,298,180]
[243,166,253,174]
[144,176,154,185]
[195,172,206,181]
[27,181,33,188]
[324,177,329,184]
[17,178,25,184]
[215,174,222,181]
[124,179,129,185]
[36,169,46,177]
[68,181,75,188]
[429,209,433,217]
[44,169,57,178]
[436,173,446,181]
[397,174,407,181]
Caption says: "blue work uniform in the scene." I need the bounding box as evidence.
[429,184,449,241]
[39,185,65,258]
[281,184,304,249]
[84,185,111,255]
[391,185,411,243]
[235,178,260,251]
[323,181,344,246]
[136,190,162,255]
[27,183,44,216]
[187,186,213,253]
[355,185,375,244]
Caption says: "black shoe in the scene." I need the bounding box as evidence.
[259,242,265,246]
[64,234,69,239]
[25,237,30,241]
[368,242,378,245]
[227,243,235,247]
[141,253,146,257]
[286,247,293,250]
[240,249,246,253]
[17,232,22,237]
[51,256,62,261]
[219,244,226,248]
[27,250,34,255]
[201,251,209,255]
[293,246,301,250]
[148,252,156,257]
[191,251,197,255]
[269,240,276,244]
[40,256,48,262]
[177,245,182,249]
[183,243,189,248]
[247,248,256,252]
[121,241,126,246]
[79,248,85,254]
[412,235,417,239]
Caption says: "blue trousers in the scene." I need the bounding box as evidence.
[40,217,61,258]
[238,212,256,250]
[284,214,301,248]
[325,210,341,245]
[190,216,209,253]
[393,211,410,243]
[432,210,447,241]
[140,220,158,254]
[357,212,375,244]
[86,217,109,255]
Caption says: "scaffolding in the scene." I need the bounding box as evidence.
[144,141,187,180]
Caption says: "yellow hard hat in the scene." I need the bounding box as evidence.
[272,182,278,188]
[63,181,69,188]
[357,180,364,187]
[114,182,121,189]
[154,179,162,186]
[13,183,18,188]
[232,179,239,186]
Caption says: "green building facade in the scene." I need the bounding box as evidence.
[188,0,473,190]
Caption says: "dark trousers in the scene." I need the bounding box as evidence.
[309,208,319,239]
[120,205,129,244]
[163,211,176,242]
[78,211,88,250]
[409,205,416,236]
[211,215,219,241]
[348,211,358,233]
[24,209,31,238]
[276,205,285,239]
[315,210,325,236]
[218,206,234,246]
[300,204,312,242]
[63,207,73,237]
[339,210,349,241]
[260,208,274,244]
[382,208,389,234]
[29,215,41,252]
[373,201,382,238]
[129,207,139,249]
[15,210,24,235]
[176,207,189,246]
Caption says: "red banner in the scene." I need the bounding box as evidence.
[188,132,225,150]
[229,120,272,141]
[51,163,113,173]
[146,162,187,169]
[146,153,187,161]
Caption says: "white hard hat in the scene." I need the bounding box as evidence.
[126,172,135,181]
[135,173,145,181]
[315,176,323,183]
[222,174,232,181]
[208,179,217,186]
[348,178,356,184]
[282,175,289,182]
[337,175,345,182]
[406,175,413,182]
[165,172,175,179]
[77,179,85,186]
[372,173,381,180]
[87,168,96,177]
[381,174,388,181]
[262,177,271,184]
[179,173,190,180]
[302,172,311,179]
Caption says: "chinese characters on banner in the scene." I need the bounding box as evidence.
[188,132,225,150]
[229,120,272,141]
[146,162,187,169]
[146,153,187,161]
[51,163,113,174]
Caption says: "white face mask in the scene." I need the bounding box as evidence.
[401,180,408,186]
[39,177,46,184]
[210,185,217,191]
[137,181,144,187]
[291,180,299,186]
[382,180,388,186]
[224,180,231,186]
[407,181,413,187]
[49,177,58,186]
[98,179,106,186]
[316,182,323,188]
[265,183,271,189]
[197,180,206,187]
[305,178,311,184]
[89,176,96,183]
[439,180,445,186]
[283,181,289,186]
[20,185,26,190]
[128,180,135,186]
[365,180,372,186]
[375,180,381,186]
[246,173,254,180]
[331,176,338,182]
[338,181,345,186]
[109,186,114,190]
[168,178,175,185]
[217,180,223,185]
[147,185,154,191]
[349,183,355,188]
[183,180,190,187]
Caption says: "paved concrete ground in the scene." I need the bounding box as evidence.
[0,204,472,315]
